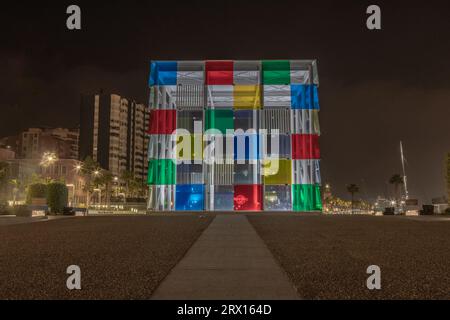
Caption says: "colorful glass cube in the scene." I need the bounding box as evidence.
[147,60,322,212]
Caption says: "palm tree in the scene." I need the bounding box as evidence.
[79,156,101,214]
[346,184,359,214]
[120,170,135,200]
[446,153,450,204]
[9,179,20,207]
[0,161,8,180]
[0,161,9,202]
[98,170,114,208]
[389,174,404,204]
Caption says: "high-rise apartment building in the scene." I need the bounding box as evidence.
[79,93,149,181]
[147,60,322,212]
[19,127,79,160]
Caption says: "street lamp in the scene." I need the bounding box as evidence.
[40,151,58,168]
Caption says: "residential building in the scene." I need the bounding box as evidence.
[79,93,149,182]
[18,127,79,160]
[0,147,15,161]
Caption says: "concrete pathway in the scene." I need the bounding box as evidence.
[151,214,299,300]
[0,216,48,226]
[0,215,72,226]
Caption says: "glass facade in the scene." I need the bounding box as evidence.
[176,184,205,211]
[147,60,322,212]
[264,185,292,211]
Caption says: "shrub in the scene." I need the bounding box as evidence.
[0,200,9,215]
[46,182,68,214]
[445,207,450,215]
[26,183,47,204]
[13,205,32,217]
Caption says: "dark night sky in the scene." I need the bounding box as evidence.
[1,0,449,202]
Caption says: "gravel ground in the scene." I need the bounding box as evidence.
[248,214,450,299]
[0,215,213,299]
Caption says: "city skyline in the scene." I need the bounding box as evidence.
[1,1,450,202]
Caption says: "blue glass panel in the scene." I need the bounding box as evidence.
[149,62,157,87]
[234,134,260,160]
[291,85,319,110]
[158,71,177,85]
[149,61,178,86]
[312,85,320,110]
[291,85,307,109]
[175,184,204,211]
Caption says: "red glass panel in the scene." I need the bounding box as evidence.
[206,60,234,85]
[148,110,176,134]
[291,134,320,159]
[234,184,263,211]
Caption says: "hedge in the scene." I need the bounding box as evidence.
[46,182,68,214]
[26,183,47,204]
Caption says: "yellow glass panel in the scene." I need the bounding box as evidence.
[175,134,203,161]
[234,85,261,109]
[262,159,292,185]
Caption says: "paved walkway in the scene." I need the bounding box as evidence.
[151,214,299,299]
[0,215,71,226]
[0,216,48,226]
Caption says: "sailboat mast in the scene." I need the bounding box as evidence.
[400,141,409,199]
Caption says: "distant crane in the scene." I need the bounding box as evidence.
[400,141,409,200]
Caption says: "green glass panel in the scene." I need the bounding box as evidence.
[262,60,290,71]
[205,109,234,134]
[263,71,290,85]
[262,60,291,85]
[292,184,322,211]
[147,160,156,185]
[147,159,176,185]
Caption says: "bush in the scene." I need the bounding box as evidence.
[0,200,9,215]
[13,205,32,217]
[26,183,47,204]
[445,207,450,215]
[46,182,68,214]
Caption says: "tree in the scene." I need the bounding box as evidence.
[46,182,68,214]
[97,170,114,208]
[10,179,24,207]
[79,156,101,213]
[446,153,450,204]
[389,174,404,203]
[0,161,8,182]
[0,161,9,202]
[346,184,359,214]
[120,170,135,200]
[25,182,47,204]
